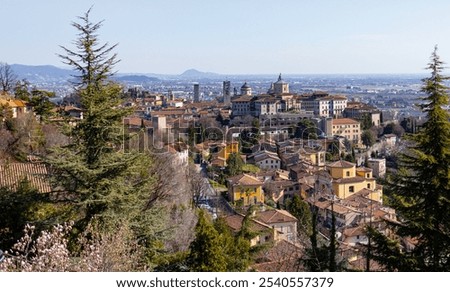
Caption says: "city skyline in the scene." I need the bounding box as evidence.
[2,0,450,75]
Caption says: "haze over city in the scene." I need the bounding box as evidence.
[2,0,450,74]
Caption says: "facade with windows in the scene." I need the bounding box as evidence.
[331,118,361,145]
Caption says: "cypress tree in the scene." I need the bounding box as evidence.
[369,46,450,271]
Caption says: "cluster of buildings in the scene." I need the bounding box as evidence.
[1,72,399,271]
[231,74,348,118]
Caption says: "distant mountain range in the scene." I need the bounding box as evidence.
[179,69,221,78]
[11,64,73,82]
[9,64,227,83]
[114,75,159,83]
[10,64,422,85]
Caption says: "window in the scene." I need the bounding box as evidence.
[367,183,371,189]
[346,171,350,177]
[349,186,354,192]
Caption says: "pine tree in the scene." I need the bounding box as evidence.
[369,46,450,271]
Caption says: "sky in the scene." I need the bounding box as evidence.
[2,0,450,75]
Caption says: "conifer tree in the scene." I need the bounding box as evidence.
[214,217,252,271]
[369,46,450,271]
[47,9,162,238]
[226,152,244,176]
[187,210,226,272]
[286,195,312,241]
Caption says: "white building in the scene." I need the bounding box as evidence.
[249,150,281,170]
[367,158,386,178]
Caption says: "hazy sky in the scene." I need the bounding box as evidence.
[2,0,450,74]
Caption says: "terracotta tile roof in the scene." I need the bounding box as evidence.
[151,109,186,116]
[254,152,280,163]
[255,209,298,224]
[328,160,355,168]
[228,173,263,186]
[0,163,51,193]
[343,225,366,238]
[0,98,18,108]
[223,214,271,233]
[13,100,27,107]
[332,118,359,125]
[252,239,303,272]
[327,203,355,215]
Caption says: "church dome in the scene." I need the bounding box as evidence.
[241,82,251,89]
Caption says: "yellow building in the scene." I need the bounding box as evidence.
[328,160,382,202]
[212,141,240,167]
[227,173,264,206]
[218,141,239,161]
[332,118,361,145]
[299,148,326,167]
[1,93,29,118]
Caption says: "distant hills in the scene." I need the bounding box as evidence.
[9,64,224,83]
[11,64,73,82]
[179,69,221,79]
[9,64,421,85]
[114,75,159,83]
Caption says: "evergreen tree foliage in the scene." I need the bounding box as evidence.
[360,113,373,131]
[286,195,312,240]
[47,9,162,241]
[294,119,318,140]
[0,180,71,249]
[226,152,244,176]
[13,79,31,101]
[361,129,376,148]
[369,47,450,271]
[214,218,252,271]
[29,89,55,122]
[187,210,226,272]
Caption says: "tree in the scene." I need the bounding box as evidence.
[286,195,312,241]
[1,112,45,160]
[47,9,159,238]
[187,210,226,271]
[13,79,31,101]
[0,62,17,93]
[214,217,252,271]
[239,118,261,153]
[29,89,55,121]
[361,129,376,148]
[58,8,118,90]
[187,163,207,206]
[369,47,450,271]
[361,113,373,130]
[225,152,244,176]
[0,180,46,249]
[383,122,404,138]
[294,119,318,140]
